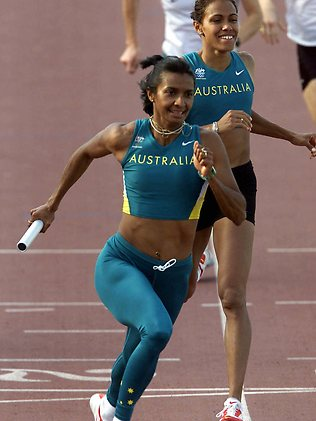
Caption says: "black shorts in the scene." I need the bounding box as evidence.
[197,160,257,230]
[297,44,316,90]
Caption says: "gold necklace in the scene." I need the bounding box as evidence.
[149,116,185,137]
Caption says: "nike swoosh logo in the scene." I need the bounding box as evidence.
[182,140,195,146]
[235,70,244,76]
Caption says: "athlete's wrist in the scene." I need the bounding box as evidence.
[212,121,219,133]
[198,166,217,182]
[47,195,60,212]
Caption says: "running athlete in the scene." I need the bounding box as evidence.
[183,0,316,419]
[259,0,316,125]
[28,55,246,421]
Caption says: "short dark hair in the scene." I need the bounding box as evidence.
[139,55,195,115]
[191,0,238,23]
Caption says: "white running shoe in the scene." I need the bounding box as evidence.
[216,397,243,420]
[204,247,214,267]
[89,393,104,421]
[197,248,214,281]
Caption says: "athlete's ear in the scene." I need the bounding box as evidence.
[193,21,204,37]
[147,89,155,103]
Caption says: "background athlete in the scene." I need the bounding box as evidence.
[258,0,316,125]
[183,0,316,419]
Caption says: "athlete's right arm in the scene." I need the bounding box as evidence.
[204,110,253,135]
[28,122,135,231]
[120,0,141,74]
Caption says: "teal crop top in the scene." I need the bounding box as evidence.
[121,119,208,220]
[183,51,254,125]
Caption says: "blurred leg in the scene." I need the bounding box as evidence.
[303,79,316,124]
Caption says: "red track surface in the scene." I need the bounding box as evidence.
[1,1,315,420]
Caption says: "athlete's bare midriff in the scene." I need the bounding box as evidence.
[221,128,251,168]
[118,214,197,261]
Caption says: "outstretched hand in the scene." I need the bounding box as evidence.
[28,204,55,233]
[290,133,316,159]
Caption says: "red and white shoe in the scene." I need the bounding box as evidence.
[89,393,105,421]
[216,397,243,420]
[197,248,214,281]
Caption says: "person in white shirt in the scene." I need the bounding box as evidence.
[120,0,263,74]
[259,0,316,124]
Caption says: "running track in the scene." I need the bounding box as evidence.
[1,1,315,420]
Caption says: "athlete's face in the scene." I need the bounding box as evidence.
[196,0,239,52]
[149,72,195,127]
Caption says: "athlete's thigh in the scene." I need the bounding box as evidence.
[213,218,255,292]
[95,256,171,329]
[154,267,191,324]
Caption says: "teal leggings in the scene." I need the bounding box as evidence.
[94,233,192,421]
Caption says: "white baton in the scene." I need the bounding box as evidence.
[17,220,44,252]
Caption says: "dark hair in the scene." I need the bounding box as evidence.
[191,0,238,23]
[139,55,195,115]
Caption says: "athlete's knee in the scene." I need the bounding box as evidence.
[144,323,173,352]
[218,285,246,314]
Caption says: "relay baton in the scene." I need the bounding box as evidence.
[17,220,44,252]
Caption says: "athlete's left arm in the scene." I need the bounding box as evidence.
[196,132,246,226]
[251,110,316,158]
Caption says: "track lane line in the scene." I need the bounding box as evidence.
[267,248,316,253]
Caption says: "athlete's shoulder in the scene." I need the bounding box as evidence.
[235,51,255,80]
[104,120,136,139]
[237,50,254,63]
[183,51,199,63]
[236,51,254,70]
[100,120,137,150]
